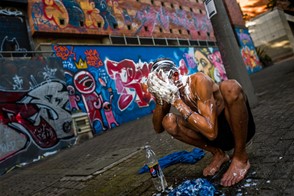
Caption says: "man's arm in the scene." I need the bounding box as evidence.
[152,102,171,133]
[147,72,172,133]
[173,75,218,140]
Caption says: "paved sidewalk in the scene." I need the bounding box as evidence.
[0,57,294,196]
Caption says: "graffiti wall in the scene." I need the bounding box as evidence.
[29,0,214,40]
[0,57,75,175]
[0,6,31,58]
[53,45,227,135]
[235,27,263,74]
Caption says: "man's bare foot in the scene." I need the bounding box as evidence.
[220,158,250,187]
[203,151,230,176]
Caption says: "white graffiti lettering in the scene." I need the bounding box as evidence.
[0,7,23,16]
[13,75,24,90]
[42,65,57,80]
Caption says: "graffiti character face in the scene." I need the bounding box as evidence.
[90,2,95,9]
[99,0,107,10]
[67,85,75,95]
[103,102,112,111]
[195,50,213,75]
[74,71,96,94]
[43,0,54,6]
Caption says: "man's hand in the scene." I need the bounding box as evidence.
[147,72,180,104]
[147,72,164,105]
[174,79,186,96]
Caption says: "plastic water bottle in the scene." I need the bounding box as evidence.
[144,145,168,192]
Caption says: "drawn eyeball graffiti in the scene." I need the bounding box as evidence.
[74,71,96,94]
[103,102,112,111]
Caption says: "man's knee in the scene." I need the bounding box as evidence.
[162,113,178,136]
[220,80,244,104]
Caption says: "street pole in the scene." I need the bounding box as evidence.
[205,0,258,107]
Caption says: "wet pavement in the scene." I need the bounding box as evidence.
[0,57,294,196]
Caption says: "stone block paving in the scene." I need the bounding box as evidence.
[0,57,294,196]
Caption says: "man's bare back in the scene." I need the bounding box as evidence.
[179,72,225,116]
[147,59,255,187]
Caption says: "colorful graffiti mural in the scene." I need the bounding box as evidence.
[53,45,228,135]
[29,0,213,40]
[0,57,75,175]
[235,27,262,74]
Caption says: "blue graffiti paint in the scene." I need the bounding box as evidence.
[53,45,228,134]
[61,0,85,27]
[235,27,263,74]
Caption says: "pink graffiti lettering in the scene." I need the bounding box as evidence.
[208,51,228,81]
[184,53,197,69]
[105,59,153,111]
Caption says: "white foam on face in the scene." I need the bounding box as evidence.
[148,68,179,104]
[153,68,175,86]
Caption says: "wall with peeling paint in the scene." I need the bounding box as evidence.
[29,0,215,41]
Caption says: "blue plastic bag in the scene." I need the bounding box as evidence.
[138,148,205,174]
[168,178,216,196]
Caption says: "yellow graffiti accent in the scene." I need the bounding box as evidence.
[43,0,69,28]
[75,58,88,69]
[77,0,104,28]
[242,47,258,68]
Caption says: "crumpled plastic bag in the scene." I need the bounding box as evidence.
[168,178,216,196]
[138,148,205,174]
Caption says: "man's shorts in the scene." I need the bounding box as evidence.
[206,100,256,151]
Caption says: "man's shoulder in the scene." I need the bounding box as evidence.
[190,72,209,80]
[189,72,214,88]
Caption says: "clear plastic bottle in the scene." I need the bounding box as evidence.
[144,145,168,192]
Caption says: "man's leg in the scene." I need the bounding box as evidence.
[162,113,229,176]
[220,80,251,186]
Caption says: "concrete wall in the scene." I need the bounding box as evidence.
[0,56,75,175]
[247,9,294,61]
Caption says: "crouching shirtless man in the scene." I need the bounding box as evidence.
[147,58,255,187]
